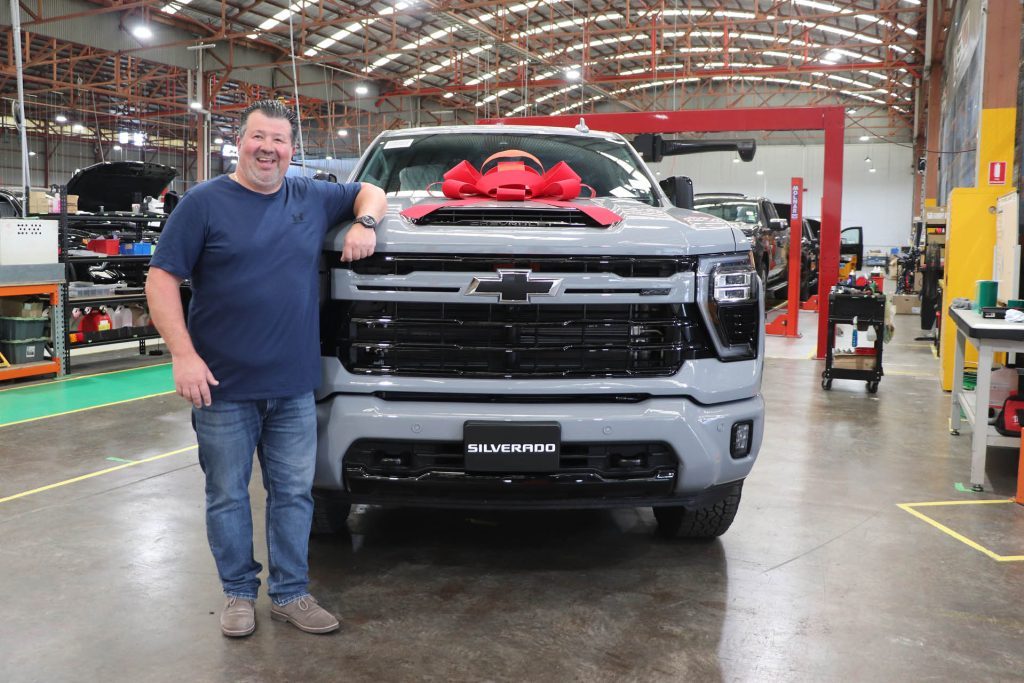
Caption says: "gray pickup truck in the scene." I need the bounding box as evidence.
[314,124,764,538]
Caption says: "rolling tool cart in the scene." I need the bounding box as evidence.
[822,285,886,393]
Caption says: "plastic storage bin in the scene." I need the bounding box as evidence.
[118,242,154,255]
[0,338,47,364]
[0,316,47,340]
[86,238,120,255]
[68,282,118,299]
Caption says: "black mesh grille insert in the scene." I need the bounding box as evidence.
[344,439,678,476]
[342,253,697,278]
[323,301,713,378]
[406,206,602,228]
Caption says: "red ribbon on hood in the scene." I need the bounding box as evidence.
[400,151,621,226]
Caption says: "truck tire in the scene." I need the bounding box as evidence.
[653,481,743,539]
[311,496,351,535]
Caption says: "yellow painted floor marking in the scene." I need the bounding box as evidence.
[883,370,939,379]
[0,362,171,394]
[0,390,176,430]
[897,499,1024,562]
[0,445,197,505]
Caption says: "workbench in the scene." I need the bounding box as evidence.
[948,307,1024,490]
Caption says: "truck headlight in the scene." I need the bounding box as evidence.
[713,265,756,303]
[697,256,761,361]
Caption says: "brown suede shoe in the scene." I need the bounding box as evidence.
[270,595,340,634]
[220,597,256,637]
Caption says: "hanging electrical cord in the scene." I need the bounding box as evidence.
[286,9,307,171]
[324,65,337,161]
[89,89,105,162]
[9,0,30,215]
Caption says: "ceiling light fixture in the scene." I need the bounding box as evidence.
[355,84,369,95]
[112,144,122,151]
[55,114,68,123]
[566,68,581,80]
[326,155,333,160]
[118,131,130,144]
[869,167,877,173]
[28,151,36,157]
[733,158,740,163]
[756,170,765,176]
[189,101,203,110]
[859,135,870,142]
[864,155,871,163]
[443,92,454,99]
[214,137,224,145]
[337,129,348,137]
[71,123,84,133]
[131,25,154,40]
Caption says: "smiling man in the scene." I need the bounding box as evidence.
[145,100,385,638]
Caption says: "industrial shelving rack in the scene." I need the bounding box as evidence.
[48,185,168,372]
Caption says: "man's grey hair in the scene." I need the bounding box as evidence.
[238,100,298,144]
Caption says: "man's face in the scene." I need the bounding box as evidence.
[235,110,294,194]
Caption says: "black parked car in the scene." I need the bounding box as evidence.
[694,193,790,291]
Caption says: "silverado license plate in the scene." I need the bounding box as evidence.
[463,421,561,472]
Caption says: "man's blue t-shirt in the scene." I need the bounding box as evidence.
[151,175,361,400]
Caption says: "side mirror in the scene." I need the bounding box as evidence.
[660,176,694,209]
[631,134,757,162]
[769,217,789,232]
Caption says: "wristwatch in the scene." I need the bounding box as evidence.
[355,214,378,230]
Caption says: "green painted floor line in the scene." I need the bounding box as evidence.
[0,364,174,427]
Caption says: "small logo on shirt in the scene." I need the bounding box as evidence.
[291,212,305,223]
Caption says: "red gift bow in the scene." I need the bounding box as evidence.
[401,150,621,226]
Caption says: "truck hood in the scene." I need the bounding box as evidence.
[66,161,177,212]
[327,196,741,256]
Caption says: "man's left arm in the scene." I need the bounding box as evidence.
[341,182,387,262]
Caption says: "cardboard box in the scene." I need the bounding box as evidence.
[892,293,920,315]
[27,190,50,215]
[0,297,46,317]
[832,354,876,371]
[913,271,923,292]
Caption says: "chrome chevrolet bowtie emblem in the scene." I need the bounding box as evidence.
[467,269,561,303]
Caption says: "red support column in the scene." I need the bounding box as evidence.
[817,107,845,359]
[766,177,804,337]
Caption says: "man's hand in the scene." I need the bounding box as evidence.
[341,224,376,262]
[173,352,219,407]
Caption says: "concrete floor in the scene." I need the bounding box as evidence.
[1,312,1023,682]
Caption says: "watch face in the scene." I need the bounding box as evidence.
[358,215,377,229]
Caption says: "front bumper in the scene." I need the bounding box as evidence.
[314,394,763,509]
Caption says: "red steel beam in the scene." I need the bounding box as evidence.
[481,107,844,358]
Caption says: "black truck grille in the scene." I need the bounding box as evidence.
[345,253,697,278]
[323,301,712,378]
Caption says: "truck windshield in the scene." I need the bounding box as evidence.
[356,132,658,206]
[693,199,761,225]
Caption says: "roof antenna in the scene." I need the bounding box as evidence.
[575,118,589,134]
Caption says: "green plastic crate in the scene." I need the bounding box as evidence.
[0,315,47,340]
[0,338,48,365]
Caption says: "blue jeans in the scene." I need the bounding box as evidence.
[192,394,317,606]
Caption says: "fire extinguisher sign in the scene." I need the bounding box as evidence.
[988,161,1007,185]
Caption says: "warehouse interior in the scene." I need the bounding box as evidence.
[1,1,1023,680]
